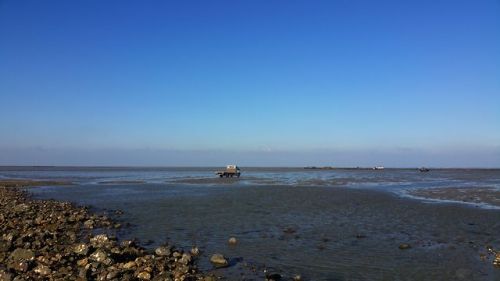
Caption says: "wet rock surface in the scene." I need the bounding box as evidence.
[209,254,228,268]
[0,186,210,281]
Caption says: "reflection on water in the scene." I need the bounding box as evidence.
[2,167,500,280]
[2,167,500,207]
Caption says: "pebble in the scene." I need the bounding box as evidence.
[399,243,412,250]
[77,258,88,267]
[0,187,209,280]
[137,271,151,280]
[0,270,13,281]
[190,246,200,256]
[154,246,171,257]
[33,264,51,276]
[228,237,237,245]
[73,243,89,255]
[10,248,35,261]
[494,253,500,267]
[210,254,229,268]
[106,270,118,279]
[123,261,136,270]
[90,250,108,263]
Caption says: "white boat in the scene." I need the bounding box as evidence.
[373,166,385,170]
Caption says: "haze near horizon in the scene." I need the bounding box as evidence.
[1,0,499,167]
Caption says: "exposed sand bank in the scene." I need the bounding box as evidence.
[408,186,500,208]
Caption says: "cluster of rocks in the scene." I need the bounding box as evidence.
[0,186,213,281]
[487,245,500,268]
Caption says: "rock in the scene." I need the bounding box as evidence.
[190,246,200,256]
[78,268,90,280]
[137,271,151,280]
[3,233,15,242]
[172,251,182,259]
[135,256,147,266]
[154,246,171,257]
[210,253,228,268]
[122,261,136,270]
[7,260,29,272]
[106,270,119,279]
[90,249,107,263]
[399,243,411,250]
[121,240,136,247]
[73,243,89,255]
[90,234,109,246]
[10,248,35,261]
[7,248,35,272]
[83,219,94,228]
[13,203,29,213]
[0,187,211,281]
[151,272,171,281]
[77,258,88,267]
[0,240,11,252]
[34,264,51,276]
[0,269,13,281]
[179,253,192,265]
[228,237,237,245]
[494,253,500,267]
[293,274,302,281]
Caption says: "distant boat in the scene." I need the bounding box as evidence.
[373,166,385,170]
[419,167,430,172]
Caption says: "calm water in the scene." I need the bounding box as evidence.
[2,167,500,280]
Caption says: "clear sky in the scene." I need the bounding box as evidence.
[1,0,499,167]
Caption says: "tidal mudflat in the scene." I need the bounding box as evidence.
[408,186,500,208]
[2,167,500,280]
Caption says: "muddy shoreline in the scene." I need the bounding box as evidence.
[3,176,500,280]
[0,183,219,281]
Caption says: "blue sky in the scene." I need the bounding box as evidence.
[1,0,499,167]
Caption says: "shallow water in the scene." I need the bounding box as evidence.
[2,167,500,280]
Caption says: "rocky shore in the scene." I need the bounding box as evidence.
[0,185,213,281]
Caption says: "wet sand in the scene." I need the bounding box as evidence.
[408,186,500,208]
[0,179,73,187]
[30,183,500,280]
[99,180,148,185]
